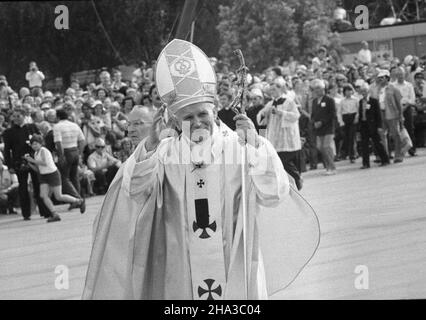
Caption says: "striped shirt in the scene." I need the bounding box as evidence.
[53,120,85,149]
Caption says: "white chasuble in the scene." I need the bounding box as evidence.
[82,122,320,300]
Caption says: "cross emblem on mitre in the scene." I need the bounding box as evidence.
[198,279,222,300]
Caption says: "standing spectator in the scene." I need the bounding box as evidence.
[127,106,153,146]
[413,70,426,147]
[25,61,45,89]
[45,109,57,126]
[81,102,101,162]
[377,69,405,163]
[358,83,390,169]
[218,92,237,130]
[54,109,86,199]
[338,84,359,163]
[24,135,85,222]
[132,61,151,85]
[392,67,417,156]
[258,81,303,189]
[0,154,19,215]
[357,41,372,65]
[111,70,126,91]
[96,71,112,91]
[311,79,337,175]
[3,108,53,220]
[246,89,266,133]
[87,138,121,195]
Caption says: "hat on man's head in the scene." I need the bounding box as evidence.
[95,138,106,148]
[91,100,103,108]
[377,69,390,78]
[414,68,425,79]
[250,88,264,98]
[403,55,414,65]
[354,79,366,87]
[155,39,216,114]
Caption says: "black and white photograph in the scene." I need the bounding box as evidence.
[0,0,425,304]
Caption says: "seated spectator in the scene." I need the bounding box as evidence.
[87,138,121,195]
[0,154,18,215]
[115,138,133,163]
[78,157,95,198]
[45,109,57,125]
[110,101,127,141]
[122,97,135,115]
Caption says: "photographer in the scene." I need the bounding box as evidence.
[3,108,53,220]
[25,61,45,89]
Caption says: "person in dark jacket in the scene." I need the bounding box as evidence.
[358,83,390,169]
[3,108,53,220]
[217,92,237,130]
[246,89,266,134]
[311,79,337,175]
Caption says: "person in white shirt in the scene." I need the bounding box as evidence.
[54,108,86,199]
[392,67,417,156]
[24,135,85,223]
[357,41,372,65]
[25,61,45,89]
[338,84,359,162]
[87,138,121,194]
[111,70,126,91]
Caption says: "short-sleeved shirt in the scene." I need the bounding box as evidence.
[35,147,57,174]
[88,151,120,171]
[53,120,85,149]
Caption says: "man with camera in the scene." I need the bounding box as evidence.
[25,61,45,89]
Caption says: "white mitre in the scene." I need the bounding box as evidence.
[155,39,217,114]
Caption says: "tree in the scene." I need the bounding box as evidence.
[217,0,298,71]
[0,1,185,89]
[217,0,342,71]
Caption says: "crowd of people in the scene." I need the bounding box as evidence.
[0,61,159,222]
[0,41,425,221]
[213,41,426,189]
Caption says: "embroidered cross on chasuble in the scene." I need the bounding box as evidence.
[185,163,226,300]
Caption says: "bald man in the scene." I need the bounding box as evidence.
[127,106,154,146]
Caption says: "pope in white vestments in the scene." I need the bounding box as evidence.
[82,39,320,300]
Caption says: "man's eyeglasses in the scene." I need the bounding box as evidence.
[95,146,105,149]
